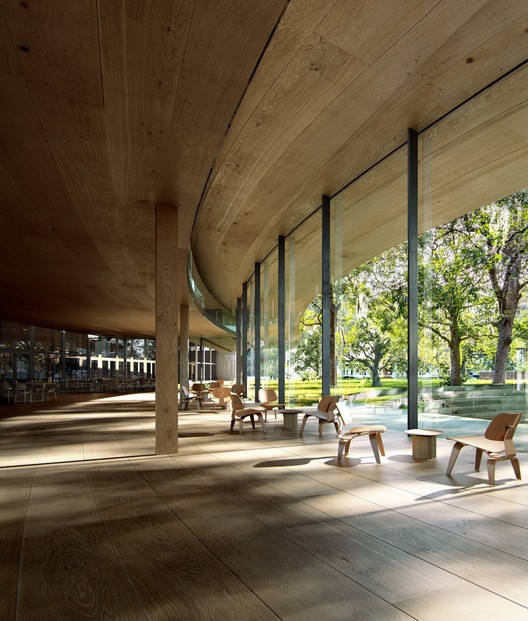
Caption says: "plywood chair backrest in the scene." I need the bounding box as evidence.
[335,401,351,428]
[213,386,231,399]
[258,388,277,403]
[485,412,522,441]
[230,394,245,412]
[231,383,245,396]
[317,395,340,420]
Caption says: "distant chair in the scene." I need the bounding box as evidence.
[230,383,246,398]
[446,412,522,485]
[1,382,13,403]
[45,383,58,401]
[299,396,340,436]
[258,388,283,420]
[14,382,31,404]
[191,383,209,408]
[335,402,387,462]
[181,385,198,410]
[229,394,266,433]
[211,386,231,412]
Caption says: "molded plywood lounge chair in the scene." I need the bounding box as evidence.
[211,386,231,412]
[229,394,266,433]
[335,402,387,462]
[230,384,246,399]
[181,385,198,410]
[446,412,522,485]
[299,396,340,436]
[258,388,283,420]
[191,383,209,408]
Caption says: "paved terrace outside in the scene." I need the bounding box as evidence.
[1,392,527,621]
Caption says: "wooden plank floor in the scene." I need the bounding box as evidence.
[1,393,527,621]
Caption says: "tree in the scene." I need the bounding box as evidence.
[294,287,339,383]
[465,191,528,383]
[418,220,492,385]
[292,326,321,380]
[336,246,407,387]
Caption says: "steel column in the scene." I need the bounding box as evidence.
[278,235,285,405]
[254,263,261,401]
[407,128,419,429]
[242,282,248,394]
[322,195,331,396]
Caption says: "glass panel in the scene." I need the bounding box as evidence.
[418,63,528,436]
[286,210,322,406]
[331,146,408,413]
[261,249,279,395]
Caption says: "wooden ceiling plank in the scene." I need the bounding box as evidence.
[174,0,287,134]
[197,9,528,306]
[198,34,366,232]
[211,0,337,169]
[98,0,193,203]
[1,0,103,105]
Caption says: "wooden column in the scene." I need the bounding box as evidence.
[155,204,179,454]
[179,304,189,405]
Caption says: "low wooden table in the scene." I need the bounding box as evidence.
[405,429,443,459]
[277,409,304,430]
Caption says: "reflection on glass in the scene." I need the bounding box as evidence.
[418,63,528,433]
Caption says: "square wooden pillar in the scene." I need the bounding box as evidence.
[155,205,179,454]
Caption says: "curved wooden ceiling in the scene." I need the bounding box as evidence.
[1,1,527,340]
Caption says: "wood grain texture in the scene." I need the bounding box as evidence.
[2,393,528,620]
[1,0,528,341]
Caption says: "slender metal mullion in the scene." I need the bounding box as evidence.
[254,262,261,401]
[278,236,285,405]
[322,195,331,396]
[242,282,248,396]
[407,128,419,429]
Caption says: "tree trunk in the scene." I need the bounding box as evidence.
[448,307,463,385]
[449,340,462,385]
[371,349,382,387]
[492,278,520,384]
[492,314,515,384]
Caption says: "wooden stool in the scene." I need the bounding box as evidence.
[277,409,304,430]
[406,429,442,459]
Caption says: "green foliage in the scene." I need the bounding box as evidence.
[283,190,528,394]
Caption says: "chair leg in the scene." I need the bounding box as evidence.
[230,418,236,432]
[319,421,323,436]
[475,448,483,470]
[446,442,464,476]
[369,433,381,463]
[300,414,309,436]
[376,433,386,457]
[511,457,522,480]
[257,414,267,433]
[486,459,496,486]
[333,421,339,434]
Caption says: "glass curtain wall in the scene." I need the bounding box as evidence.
[330,147,408,402]
[418,62,528,432]
[246,276,255,396]
[285,212,322,406]
[261,249,279,394]
[240,64,528,419]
